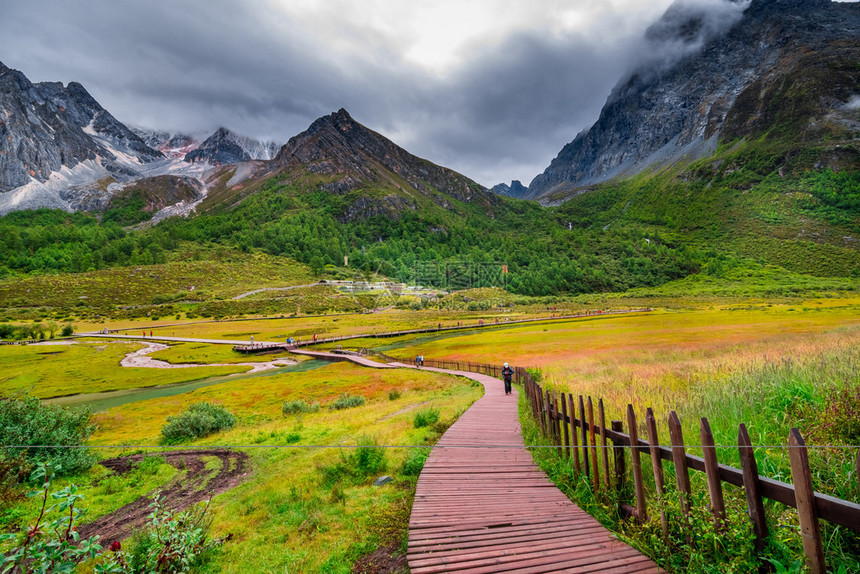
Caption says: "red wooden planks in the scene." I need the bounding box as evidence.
[407,368,661,573]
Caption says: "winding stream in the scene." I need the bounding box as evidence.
[44,341,328,412]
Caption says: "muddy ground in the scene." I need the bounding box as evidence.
[77,449,249,544]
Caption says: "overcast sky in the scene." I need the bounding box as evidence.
[1,0,760,186]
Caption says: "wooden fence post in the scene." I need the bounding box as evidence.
[537,384,545,434]
[599,399,610,489]
[738,423,768,551]
[568,394,581,474]
[645,408,667,537]
[545,390,553,442]
[668,411,692,518]
[626,405,647,522]
[561,393,571,460]
[579,395,590,479]
[553,391,563,458]
[788,428,825,574]
[700,417,726,527]
[611,420,625,493]
[856,451,859,495]
[588,397,599,491]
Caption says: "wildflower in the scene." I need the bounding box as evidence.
[110,540,121,552]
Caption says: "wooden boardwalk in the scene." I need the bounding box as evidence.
[404,367,661,574]
[262,350,660,572]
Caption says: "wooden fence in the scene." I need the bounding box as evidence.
[230,308,653,353]
[521,374,860,574]
[363,349,860,573]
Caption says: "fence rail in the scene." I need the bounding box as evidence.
[521,374,860,573]
[360,351,860,574]
[230,308,652,353]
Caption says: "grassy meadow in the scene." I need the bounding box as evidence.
[3,288,860,572]
[0,340,248,398]
[2,360,482,572]
[356,299,860,571]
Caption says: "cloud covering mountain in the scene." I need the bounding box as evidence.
[0,0,724,186]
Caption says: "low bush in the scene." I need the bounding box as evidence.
[282,399,320,416]
[388,389,401,401]
[400,448,430,477]
[319,435,387,486]
[0,396,94,477]
[161,402,236,442]
[328,393,365,410]
[0,463,229,574]
[413,408,440,428]
[809,386,860,443]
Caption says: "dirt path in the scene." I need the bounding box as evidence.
[77,450,249,544]
[231,282,325,300]
[122,342,296,372]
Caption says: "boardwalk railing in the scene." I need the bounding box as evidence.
[230,308,653,352]
[358,350,860,573]
[521,376,860,574]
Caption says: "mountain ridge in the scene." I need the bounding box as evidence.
[526,0,860,200]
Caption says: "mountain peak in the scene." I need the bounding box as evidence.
[272,110,491,216]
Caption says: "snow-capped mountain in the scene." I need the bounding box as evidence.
[131,128,200,160]
[185,127,279,165]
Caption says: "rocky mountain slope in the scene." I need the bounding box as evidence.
[264,108,495,220]
[131,129,200,160]
[492,180,529,199]
[527,0,860,200]
[0,61,167,211]
[185,127,278,165]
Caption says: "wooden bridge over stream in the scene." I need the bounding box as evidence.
[295,349,661,573]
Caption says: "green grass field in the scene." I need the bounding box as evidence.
[3,293,860,572]
[3,361,482,573]
[0,340,247,398]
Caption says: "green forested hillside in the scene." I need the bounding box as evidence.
[1,133,858,301]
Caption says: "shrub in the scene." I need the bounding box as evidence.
[60,323,75,337]
[388,389,401,401]
[319,435,386,486]
[328,393,365,410]
[282,399,320,416]
[400,448,430,477]
[0,396,94,477]
[0,464,105,573]
[810,386,860,443]
[413,408,440,428]
[0,452,29,510]
[106,493,228,573]
[351,435,386,477]
[161,402,236,442]
[285,432,301,444]
[0,463,230,574]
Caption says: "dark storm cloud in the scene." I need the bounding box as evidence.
[0,0,747,186]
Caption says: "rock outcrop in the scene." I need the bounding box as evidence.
[492,180,529,199]
[527,0,860,199]
[185,127,278,164]
[0,61,162,194]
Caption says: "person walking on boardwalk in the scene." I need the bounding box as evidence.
[502,362,514,395]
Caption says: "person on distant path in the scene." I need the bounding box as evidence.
[142,331,146,338]
[313,334,317,343]
[416,355,421,367]
[150,330,153,337]
[420,355,424,367]
[250,335,254,345]
[502,362,514,395]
